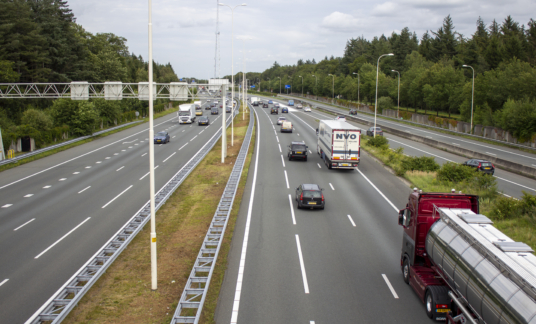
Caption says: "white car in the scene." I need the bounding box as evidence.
[304,107,311,112]
[296,103,303,109]
[335,115,347,122]
[277,116,287,125]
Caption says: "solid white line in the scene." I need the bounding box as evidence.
[288,194,297,224]
[284,170,290,189]
[78,186,91,194]
[231,110,260,324]
[278,144,282,153]
[347,215,356,227]
[295,235,310,294]
[0,279,8,287]
[502,193,512,198]
[35,217,91,259]
[163,152,176,162]
[281,155,285,167]
[357,169,398,212]
[14,218,35,231]
[102,185,133,208]
[317,163,321,168]
[329,183,335,190]
[2,204,12,208]
[486,152,497,156]
[190,135,197,141]
[179,143,188,150]
[24,194,33,198]
[43,185,51,189]
[495,176,536,192]
[382,274,399,299]
[141,153,147,157]
[388,139,455,162]
[116,166,124,171]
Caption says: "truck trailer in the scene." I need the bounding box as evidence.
[316,120,360,169]
[178,104,196,124]
[398,189,536,323]
[250,97,259,106]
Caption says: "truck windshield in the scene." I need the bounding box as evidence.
[179,112,190,116]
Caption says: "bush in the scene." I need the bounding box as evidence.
[436,162,475,182]
[377,96,393,112]
[367,135,389,148]
[399,111,412,120]
[21,108,53,132]
[490,192,536,220]
[401,156,440,173]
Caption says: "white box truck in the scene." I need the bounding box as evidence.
[250,96,259,106]
[178,104,196,124]
[316,120,361,169]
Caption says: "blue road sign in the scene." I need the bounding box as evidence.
[285,85,290,89]
[180,78,183,81]
[251,85,255,88]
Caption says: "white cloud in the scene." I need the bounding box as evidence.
[372,2,398,16]
[321,12,359,32]
[299,42,327,49]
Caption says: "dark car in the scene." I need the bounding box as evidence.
[282,107,289,113]
[205,104,212,110]
[198,116,210,126]
[263,103,268,108]
[253,101,259,106]
[211,107,219,115]
[154,131,170,144]
[295,184,324,209]
[366,127,383,136]
[287,141,308,161]
[463,159,495,175]
[349,109,357,115]
[226,107,231,113]
[271,107,279,114]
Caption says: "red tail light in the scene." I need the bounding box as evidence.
[436,304,449,309]
[321,194,324,202]
[300,193,303,201]
[478,163,481,168]
[492,164,495,168]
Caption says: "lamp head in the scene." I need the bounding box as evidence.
[328,74,332,76]
[218,3,225,6]
[387,53,394,56]
[312,75,315,77]
[391,70,396,72]
[462,64,468,67]
[241,3,247,6]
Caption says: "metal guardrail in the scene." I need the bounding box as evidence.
[0,121,143,166]
[170,103,255,324]
[25,105,239,324]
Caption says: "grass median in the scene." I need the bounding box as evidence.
[63,106,255,323]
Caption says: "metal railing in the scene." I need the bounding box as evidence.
[170,103,255,324]
[25,105,239,324]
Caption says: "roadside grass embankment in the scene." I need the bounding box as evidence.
[360,135,536,251]
[63,106,254,324]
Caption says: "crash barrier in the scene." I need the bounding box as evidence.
[25,105,239,324]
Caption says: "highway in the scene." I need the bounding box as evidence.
[0,102,233,324]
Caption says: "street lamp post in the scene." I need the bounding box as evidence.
[328,74,335,104]
[219,3,247,150]
[298,75,303,98]
[374,53,394,137]
[391,69,400,119]
[148,0,157,291]
[462,64,475,135]
[352,72,360,105]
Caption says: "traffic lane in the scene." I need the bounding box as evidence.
[274,95,536,167]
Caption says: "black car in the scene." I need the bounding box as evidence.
[366,127,383,136]
[198,116,210,126]
[349,109,357,115]
[211,107,219,115]
[253,101,259,106]
[282,107,288,113]
[226,107,231,113]
[463,159,495,175]
[288,141,308,161]
[271,107,279,114]
[263,103,268,108]
[154,131,170,144]
[295,184,324,209]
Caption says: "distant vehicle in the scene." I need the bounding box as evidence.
[226,106,231,113]
[271,107,279,114]
[211,107,219,115]
[195,106,203,116]
[349,109,357,115]
[288,100,294,106]
[198,116,210,126]
[288,141,308,161]
[304,107,311,112]
[282,107,288,113]
[268,100,273,104]
[154,131,170,144]
[277,116,287,125]
[463,159,495,175]
[281,121,293,133]
[296,103,303,109]
[178,104,196,124]
[274,103,280,108]
[366,127,383,136]
[317,120,360,169]
[251,96,259,106]
[295,184,324,209]
[335,115,346,122]
[205,104,212,110]
[263,103,268,108]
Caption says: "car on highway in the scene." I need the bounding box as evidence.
[263,103,268,108]
[268,100,273,104]
[211,107,219,115]
[154,131,170,144]
[304,107,311,112]
[205,105,212,110]
[335,115,346,122]
[463,159,495,175]
[271,107,279,114]
[198,116,210,126]
[296,103,303,109]
[288,141,308,161]
[349,109,357,115]
[274,103,280,108]
[277,116,287,125]
[281,121,293,133]
[366,127,383,136]
[195,108,203,116]
[226,106,231,113]
[282,107,288,113]
[295,184,324,209]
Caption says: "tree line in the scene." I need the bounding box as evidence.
[238,15,536,142]
[0,0,181,150]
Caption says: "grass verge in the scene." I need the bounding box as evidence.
[63,106,254,323]
[0,106,180,173]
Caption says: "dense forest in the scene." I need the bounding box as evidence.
[0,0,180,150]
[242,15,536,141]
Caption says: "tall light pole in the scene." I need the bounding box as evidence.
[298,75,303,98]
[148,0,157,291]
[391,69,400,119]
[219,3,247,149]
[238,39,251,121]
[312,74,317,99]
[463,64,474,134]
[352,72,360,105]
[374,53,394,137]
[328,74,335,104]
[278,76,281,94]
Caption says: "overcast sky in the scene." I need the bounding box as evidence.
[67,0,535,80]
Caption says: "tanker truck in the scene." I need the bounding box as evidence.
[398,189,536,323]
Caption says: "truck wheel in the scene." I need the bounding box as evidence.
[425,286,450,321]
[402,257,410,284]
